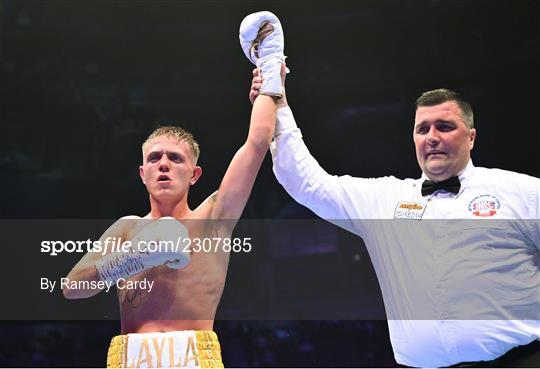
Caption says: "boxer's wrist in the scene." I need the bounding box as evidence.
[95,251,146,284]
[257,54,285,97]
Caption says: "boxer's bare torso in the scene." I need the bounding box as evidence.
[118,196,230,333]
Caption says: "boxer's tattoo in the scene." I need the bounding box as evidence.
[209,190,225,219]
[124,285,149,309]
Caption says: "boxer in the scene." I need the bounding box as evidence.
[63,12,286,367]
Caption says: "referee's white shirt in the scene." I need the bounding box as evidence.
[271,106,540,367]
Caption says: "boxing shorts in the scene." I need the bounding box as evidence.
[106,330,223,368]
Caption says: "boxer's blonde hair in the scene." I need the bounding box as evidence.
[142,126,200,164]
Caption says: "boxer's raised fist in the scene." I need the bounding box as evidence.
[240,11,286,97]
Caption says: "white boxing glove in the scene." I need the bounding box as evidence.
[239,11,286,97]
[132,217,190,270]
[95,217,190,284]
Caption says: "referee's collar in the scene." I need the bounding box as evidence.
[419,160,475,195]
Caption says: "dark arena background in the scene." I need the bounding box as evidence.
[1,0,538,367]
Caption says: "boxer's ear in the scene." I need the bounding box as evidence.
[190,166,202,186]
[139,165,146,185]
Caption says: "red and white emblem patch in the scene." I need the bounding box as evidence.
[467,194,501,217]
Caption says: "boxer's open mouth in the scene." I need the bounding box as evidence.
[158,175,171,182]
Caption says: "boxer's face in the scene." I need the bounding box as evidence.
[414,101,476,182]
[139,136,202,200]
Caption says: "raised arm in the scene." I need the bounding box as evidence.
[207,12,287,222]
[272,106,348,216]
[210,92,278,221]
[250,73,355,231]
[242,12,355,231]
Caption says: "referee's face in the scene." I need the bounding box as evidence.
[414,101,476,182]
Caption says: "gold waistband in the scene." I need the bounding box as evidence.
[107,331,223,368]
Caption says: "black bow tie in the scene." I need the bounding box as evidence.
[421,176,461,196]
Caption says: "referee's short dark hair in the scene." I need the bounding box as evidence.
[416,88,474,129]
